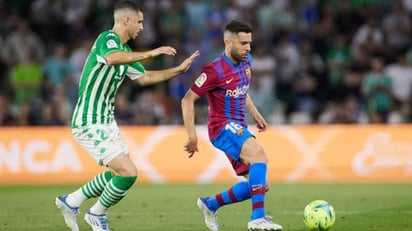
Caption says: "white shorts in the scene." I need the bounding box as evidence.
[72,121,128,166]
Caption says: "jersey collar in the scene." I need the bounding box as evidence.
[222,52,240,68]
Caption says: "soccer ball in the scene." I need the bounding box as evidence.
[303,200,336,231]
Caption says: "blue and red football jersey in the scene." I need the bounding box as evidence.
[191,52,252,140]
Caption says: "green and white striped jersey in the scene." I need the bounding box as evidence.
[71,30,145,128]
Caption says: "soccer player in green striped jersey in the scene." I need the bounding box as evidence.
[55,1,199,231]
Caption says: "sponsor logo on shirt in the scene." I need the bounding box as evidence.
[106,39,118,49]
[226,84,249,98]
[195,72,207,87]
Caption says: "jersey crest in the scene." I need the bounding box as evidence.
[245,68,251,78]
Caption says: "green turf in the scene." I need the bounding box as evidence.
[0,183,410,230]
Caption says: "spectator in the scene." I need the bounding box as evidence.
[43,43,75,89]
[39,101,66,126]
[9,49,43,112]
[326,34,351,94]
[249,43,276,120]
[69,38,93,107]
[362,57,392,123]
[342,95,364,123]
[115,92,134,125]
[205,0,227,40]
[256,0,276,38]
[0,94,15,125]
[319,101,346,124]
[3,17,45,66]
[297,36,327,116]
[382,2,411,54]
[273,31,299,113]
[351,15,384,57]
[158,0,186,42]
[385,50,412,110]
[184,0,208,32]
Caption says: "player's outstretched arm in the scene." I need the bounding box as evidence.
[106,46,178,65]
[134,50,200,86]
[181,89,201,158]
[246,93,267,132]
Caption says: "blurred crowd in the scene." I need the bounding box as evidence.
[1,0,412,126]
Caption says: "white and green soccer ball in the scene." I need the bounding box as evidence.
[303,200,336,231]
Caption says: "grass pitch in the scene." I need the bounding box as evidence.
[0,183,410,230]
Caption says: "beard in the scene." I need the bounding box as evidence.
[230,50,247,63]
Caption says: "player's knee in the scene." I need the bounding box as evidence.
[116,163,138,177]
[125,165,138,177]
[251,148,268,163]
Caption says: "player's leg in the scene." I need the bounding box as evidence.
[199,155,250,212]
[87,154,137,215]
[196,124,253,231]
[83,124,137,231]
[56,122,137,231]
[55,170,113,231]
[240,138,267,220]
[240,138,282,230]
[202,155,272,211]
[56,125,119,231]
[197,180,250,231]
[84,154,136,231]
[197,160,274,231]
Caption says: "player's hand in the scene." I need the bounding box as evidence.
[253,113,267,132]
[151,46,177,57]
[184,137,199,158]
[178,50,200,73]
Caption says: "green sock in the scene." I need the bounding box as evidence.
[67,171,113,207]
[90,175,137,214]
[82,171,113,198]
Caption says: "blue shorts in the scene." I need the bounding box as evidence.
[211,121,254,162]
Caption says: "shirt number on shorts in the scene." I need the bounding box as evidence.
[225,122,245,136]
[96,129,109,141]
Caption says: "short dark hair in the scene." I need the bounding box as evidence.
[114,0,142,13]
[224,20,252,34]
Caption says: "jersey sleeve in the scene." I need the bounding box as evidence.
[126,61,145,80]
[95,32,123,64]
[190,65,219,97]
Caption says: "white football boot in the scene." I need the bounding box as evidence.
[84,211,110,231]
[196,197,219,231]
[247,216,283,231]
[55,195,79,231]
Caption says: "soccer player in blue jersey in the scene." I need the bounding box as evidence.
[54,1,199,231]
[181,20,282,231]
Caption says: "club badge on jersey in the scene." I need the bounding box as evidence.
[245,68,251,78]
